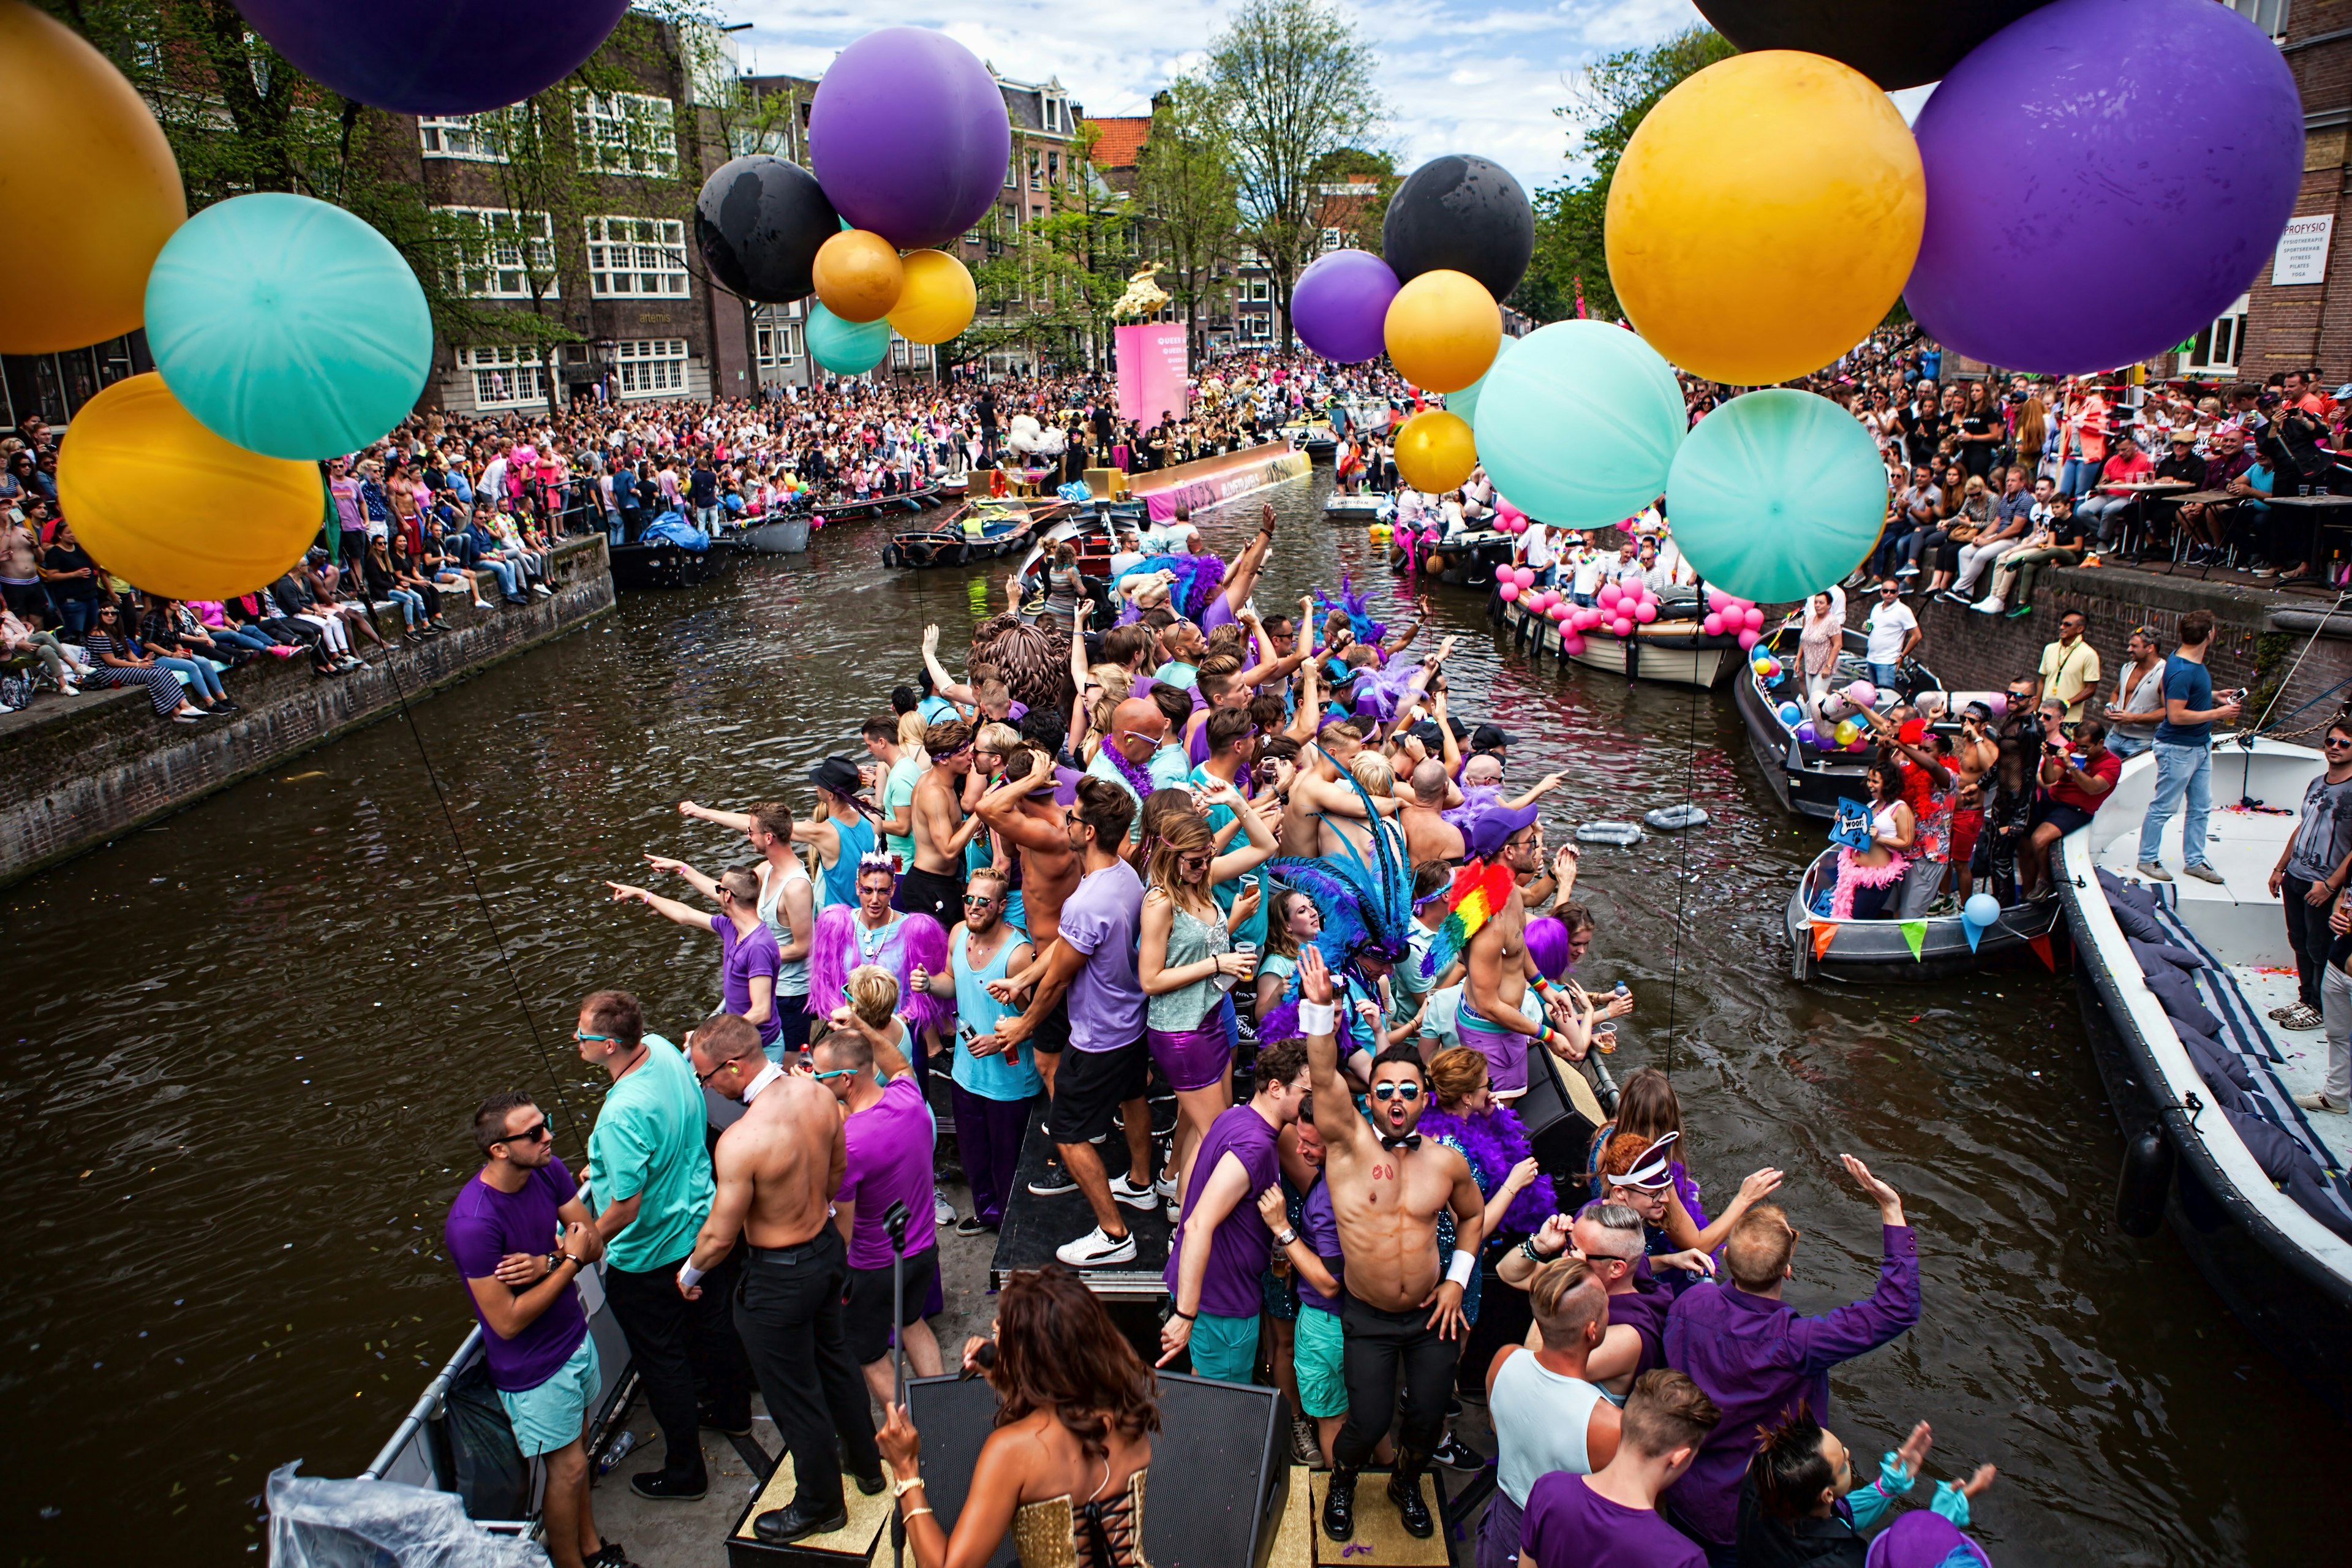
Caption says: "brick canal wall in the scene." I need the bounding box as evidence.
[0,537,614,889]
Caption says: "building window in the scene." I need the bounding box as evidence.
[1029,154,1043,191]
[2184,294,2252,375]
[575,91,679,176]
[1048,152,1060,187]
[2225,0,2289,37]
[585,215,688,298]
[1005,156,1017,189]
[612,337,688,398]
[1319,227,1342,254]
[440,208,558,299]
[419,112,513,161]
[755,320,799,367]
[456,346,550,409]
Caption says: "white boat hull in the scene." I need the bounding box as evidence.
[741,518,811,554]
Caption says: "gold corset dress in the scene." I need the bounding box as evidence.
[1007,1469,1148,1568]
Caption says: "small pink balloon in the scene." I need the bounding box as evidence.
[1635,602,1658,624]
[1548,603,1570,622]
[1848,736,1871,753]
[1613,616,1634,638]
[1737,629,1760,651]
[1599,584,1623,609]
[1743,607,1765,632]
[1845,680,1877,707]
[1702,613,1724,636]
[1561,631,1585,654]
[1498,581,1520,602]
[1513,566,1536,589]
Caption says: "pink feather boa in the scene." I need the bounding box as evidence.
[1828,849,1909,919]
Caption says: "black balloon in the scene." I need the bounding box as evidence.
[695,155,839,304]
[1381,156,1534,304]
[1693,0,2055,89]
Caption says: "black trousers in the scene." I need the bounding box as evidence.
[734,1225,880,1510]
[894,865,964,926]
[1334,1291,1452,1468]
[602,1245,753,1482]
[2285,874,2335,1011]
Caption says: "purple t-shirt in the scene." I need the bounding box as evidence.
[1521,1472,1703,1568]
[712,913,783,1047]
[1163,1103,1280,1318]
[838,1075,938,1269]
[1608,1275,1671,1381]
[1058,859,1145,1052]
[443,1156,589,1393]
[1296,1175,1344,1315]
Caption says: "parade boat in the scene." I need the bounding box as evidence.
[882,498,1071,570]
[1324,490,1390,519]
[739,510,812,555]
[2059,736,2352,1419]
[1784,845,2062,982]
[608,533,729,592]
[1498,590,1747,690]
[1386,524,1513,588]
[1732,621,1950,820]
[814,484,941,524]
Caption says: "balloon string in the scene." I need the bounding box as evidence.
[1662,648,1701,1079]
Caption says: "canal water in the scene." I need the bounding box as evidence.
[1,469,2340,1564]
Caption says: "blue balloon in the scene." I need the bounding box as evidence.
[1777,701,1803,726]
[1963,892,2002,927]
[805,303,889,375]
[145,193,431,460]
[1472,320,1684,527]
[1444,332,1516,429]
[1665,389,1888,605]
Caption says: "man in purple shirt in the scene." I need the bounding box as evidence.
[443,1093,611,1568]
[1661,1155,1920,1563]
[608,865,783,1050]
[1521,1370,1721,1568]
[976,778,1158,1268]
[1157,1039,1313,1381]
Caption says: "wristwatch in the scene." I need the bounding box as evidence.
[545,1250,565,1276]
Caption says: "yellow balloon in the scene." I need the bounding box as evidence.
[0,2,186,354]
[887,249,976,345]
[812,229,904,323]
[58,374,323,599]
[1383,270,1500,394]
[1392,410,1478,494]
[1606,50,1924,386]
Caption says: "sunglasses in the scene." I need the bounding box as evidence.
[962,894,998,908]
[1370,1082,1422,1102]
[2327,737,2352,749]
[811,1066,861,1082]
[494,1119,551,1146]
[573,1030,615,1044]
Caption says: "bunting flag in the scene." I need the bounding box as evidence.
[1811,921,1837,960]
[1962,917,1983,954]
[1901,921,1928,961]
[2028,932,2056,972]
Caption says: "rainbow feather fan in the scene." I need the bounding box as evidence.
[1421,859,1517,984]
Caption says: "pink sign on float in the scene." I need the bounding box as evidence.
[1115,323,1188,428]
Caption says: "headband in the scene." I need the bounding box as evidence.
[1611,1131,1679,1193]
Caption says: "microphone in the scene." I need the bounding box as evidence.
[959,1341,998,1381]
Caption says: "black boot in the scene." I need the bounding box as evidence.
[1321,1464,1358,1541]
[1388,1449,1435,1539]
[754,1497,848,1544]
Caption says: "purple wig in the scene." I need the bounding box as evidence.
[807,904,860,1018]
[1525,916,1570,982]
[895,914,954,1038]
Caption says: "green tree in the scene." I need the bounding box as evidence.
[1306,146,1398,257]
[1204,0,1385,345]
[1132,78,1240,362]
[1516,24,1734,324]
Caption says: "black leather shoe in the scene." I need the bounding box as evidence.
[698,1406,752,1438]
[853,1466,888,1496]
[754,1501,848,1544]
[1321,1466,1357,1541]
[629,1469,707,1502]
[1389,1463,1434,1539]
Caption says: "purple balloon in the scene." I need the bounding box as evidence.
[1905,0,2302,375]
[808,28,1012,251]
[1291,249,1401,364]
[233,0,628,116]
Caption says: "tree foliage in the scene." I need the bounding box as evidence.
[1133,78,1242,361]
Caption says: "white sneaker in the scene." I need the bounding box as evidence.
[2180,863,2225,885]
[532,584,552,597]
[1055,1225,1138,1267]
[2293,1091,2348,1114]
[1153,1169,1180,1199]
[1109,1173,1158,1212]
[1896,563,1920,578]
[1969,595,2004,614]
[934,1188,956,1226]
[2135,861,2173,882]
[473,599,494,610]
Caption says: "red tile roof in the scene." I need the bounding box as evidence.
[1087,116,1151,171]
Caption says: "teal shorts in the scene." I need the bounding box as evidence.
[1294,1305,1346,1419]
[1188,1309,1261,1384]
[497,1333,600,1457]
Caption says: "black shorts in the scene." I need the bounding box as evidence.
[772,999,811,1057]
[1052,1038,1148,1145]
[1028,993,1069,1057]
[843,1246,941,1365]
[2032,799,2097,837]
[895,865,965,925]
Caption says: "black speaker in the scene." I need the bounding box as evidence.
[902,1370,1291,1568]
[1520,1048,1602,1197]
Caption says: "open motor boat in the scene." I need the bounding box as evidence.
[1732,620,1968,820]
[1499,588,1748,690]
[1785,845,2064,982]
[882,498,1071,570]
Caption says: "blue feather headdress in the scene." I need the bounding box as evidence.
[1259,762,1415,1043]
[1114,551,1228,625]
[1313,573,1387,650]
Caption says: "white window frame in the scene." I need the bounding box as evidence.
[2184,293,2252,376]
[2225,0,2288,38]
[456,346,551,409]
[439,207,558,300]
[755,319,799,368]
[584,214,689,298]
[1319,227,1342,254]
[612,337,688,399]
[418,112,512,162]
[574,91,679,176]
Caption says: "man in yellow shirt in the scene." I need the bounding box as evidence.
[2037,611,2103,724]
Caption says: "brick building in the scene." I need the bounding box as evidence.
[2240,0,2350,383]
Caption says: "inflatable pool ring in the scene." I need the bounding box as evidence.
[1643,804,1710,832]
[1575,821,1647,846]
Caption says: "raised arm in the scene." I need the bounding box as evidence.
[921,624,977,707]
[1204,782,1277,879]
[1791,1156,1920,1373]
[607,881,717,930]
[1297,947,1363,1160]
[643,854,720,902]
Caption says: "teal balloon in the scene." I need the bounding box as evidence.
[144,193,431,460]
[1444,331,1515,429]
[805,302,889,374]
[1471,320,1683,527]
[1666,389,1888,605]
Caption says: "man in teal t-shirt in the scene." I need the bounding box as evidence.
[578,990,749,1499]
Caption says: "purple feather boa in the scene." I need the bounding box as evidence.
[1417,1103,1557,1235]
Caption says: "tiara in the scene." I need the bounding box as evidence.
[858,851,900,878]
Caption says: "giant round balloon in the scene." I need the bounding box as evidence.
[1665,388,1888,604]
[1692,0,2056,89]
[1382,155,1535,303]
[144,194,431,461]
[1446,333,1516,430]
[1383,270,1501,394]
[232,0,630,115]
[58,374,324,600]
[807,28,1013,251]
[886,249,976,345]
[1471,320,1684,528]
[696,156,841,305]
[1393,410,1479,494]
[1905,0,2302,376]
[812,230,906,323]
[1607,51,1924,386]
[0,4,186,355]
[1291,249,1399,363]
[805,303,891,375]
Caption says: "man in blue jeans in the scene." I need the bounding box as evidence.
[1861,580,1919,692]
[2137,609,2242,884]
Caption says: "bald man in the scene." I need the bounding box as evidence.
[1082,694,1187,835]
[1401,758,1468,863]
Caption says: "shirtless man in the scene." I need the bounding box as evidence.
[972,752,1084,1100]
[900,718,982,924]
[1280,723,1397,862]
[1401,759,1468,863]
[680,1013,883,1544]
[1457,805,1589,1101]
[1297,946,1485,1542]
[0,514,45,620]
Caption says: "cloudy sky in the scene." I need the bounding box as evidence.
[722,0,1721,192]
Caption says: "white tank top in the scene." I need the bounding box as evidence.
[1490,1349,1605,1507]
[757,855,812,995]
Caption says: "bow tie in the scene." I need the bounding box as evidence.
[1379,1134,1421,1153]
